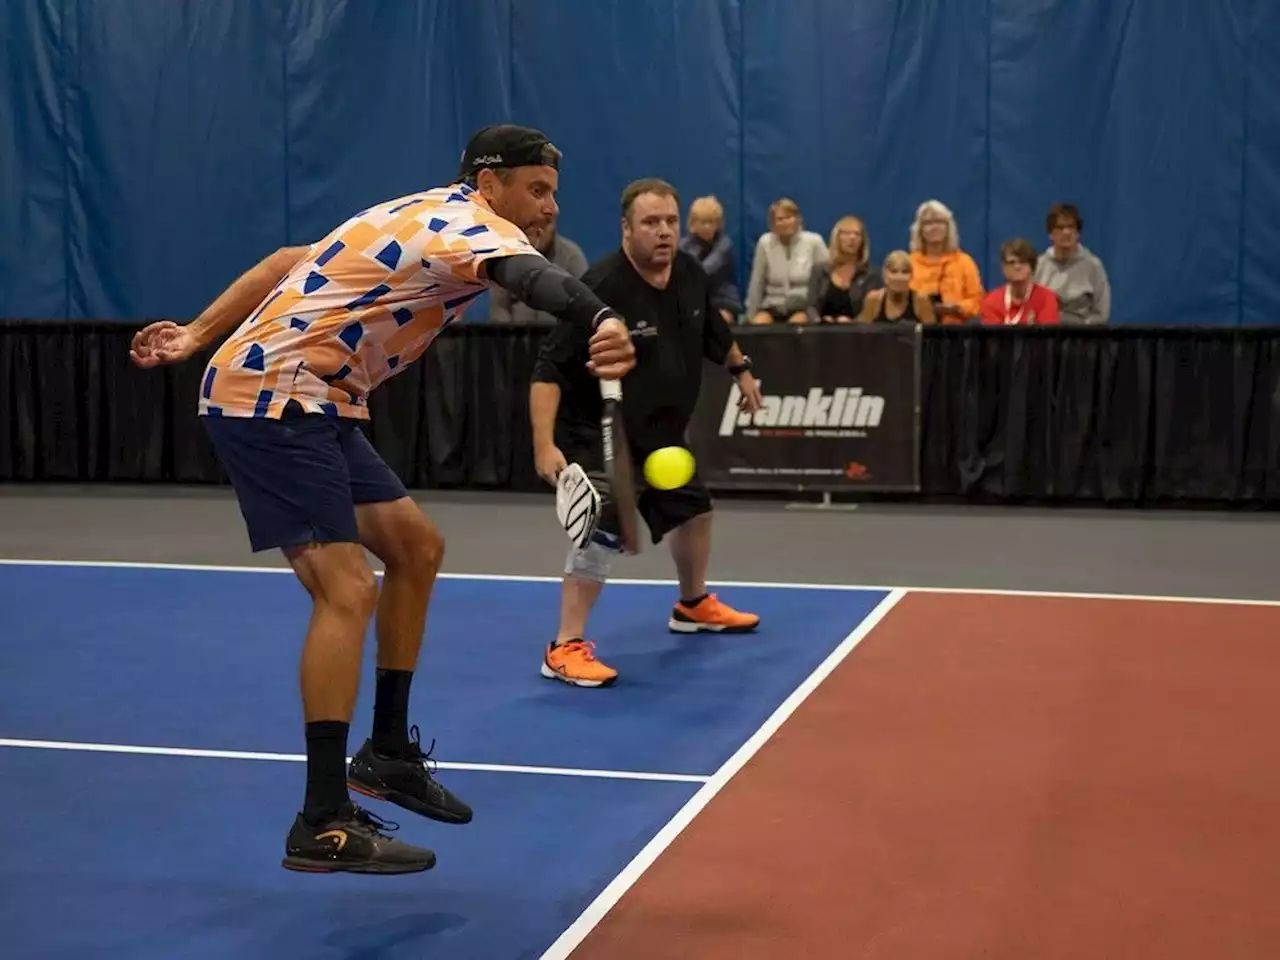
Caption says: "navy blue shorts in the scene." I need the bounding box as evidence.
[202,401,408,553]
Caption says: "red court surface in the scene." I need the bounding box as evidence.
[559,590,1280,959]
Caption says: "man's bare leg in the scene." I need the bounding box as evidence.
[285,541,378,823]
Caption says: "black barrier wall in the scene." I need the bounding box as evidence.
[3,322,1279,505]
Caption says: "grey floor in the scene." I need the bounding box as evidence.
[1,484,1277,602]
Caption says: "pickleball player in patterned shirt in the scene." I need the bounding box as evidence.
[128,125,635,875]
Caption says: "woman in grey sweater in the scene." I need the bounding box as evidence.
[745,197,829,324]
[1034,202,1111,324]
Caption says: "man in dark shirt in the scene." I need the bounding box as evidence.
[529,178,764,687]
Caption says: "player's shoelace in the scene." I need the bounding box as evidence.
[351,805,401,838]
[404,725,439,779]
[561,639,599,660]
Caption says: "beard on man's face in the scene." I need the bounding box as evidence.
[525,223,557,255]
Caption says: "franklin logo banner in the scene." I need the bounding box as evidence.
[688,325,921,491]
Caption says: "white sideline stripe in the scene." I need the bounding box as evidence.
[0,738,709,784]
[537,588,909,960]
[3,557,1280,608]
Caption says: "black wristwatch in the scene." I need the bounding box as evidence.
[728,355,752,378]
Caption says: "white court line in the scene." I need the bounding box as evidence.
[0,738,709,785]
[537,587,908,960]
[3,556,1280,608]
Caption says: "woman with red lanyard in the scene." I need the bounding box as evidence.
[980,238,1060,325]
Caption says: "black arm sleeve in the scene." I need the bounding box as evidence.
[487,254,617,331]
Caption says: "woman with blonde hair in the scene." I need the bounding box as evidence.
[856,250,936,324]
[805,215,883,323]
[678,195,742,322]
[907,199,983,323]
[744,197,828,324]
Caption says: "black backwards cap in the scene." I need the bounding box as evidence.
[459,124,562,179]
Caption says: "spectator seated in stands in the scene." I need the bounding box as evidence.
[805,215,883,324]
[488,218,588,323]
[908,199,984,324]
[678,195,743,323]
[745,197,828,324]
[855,250,937,324]
[980,238,1060,326]
[1034,202,1110,325]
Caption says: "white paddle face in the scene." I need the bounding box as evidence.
[556,463,601,548]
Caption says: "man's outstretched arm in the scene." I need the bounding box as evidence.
[187,245,311,349]
[130,244,311,368]
[485,254,634,379]
[485,254,613,331]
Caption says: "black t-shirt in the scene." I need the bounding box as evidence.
[531,248,734,455]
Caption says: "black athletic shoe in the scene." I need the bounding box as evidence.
[347,725,473,825]
[282,803,436,875]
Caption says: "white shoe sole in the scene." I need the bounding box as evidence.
[540,661,616,687]
[668,618,760,633]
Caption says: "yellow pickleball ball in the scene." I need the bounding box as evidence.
[643,446,696,490]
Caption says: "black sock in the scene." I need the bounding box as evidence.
[303,720,350,825]
[681,593,708,608]
[371,668,414,756]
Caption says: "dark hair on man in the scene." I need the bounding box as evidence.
[1045,202,1083,233]
[620,178,681,221]
[462,168,517,189]
[1000,237,1039,266]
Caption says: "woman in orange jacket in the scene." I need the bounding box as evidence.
[907,199,984,323]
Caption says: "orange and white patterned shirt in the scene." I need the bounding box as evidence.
[198,182,539,420]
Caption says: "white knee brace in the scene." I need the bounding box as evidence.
[564,537,621,583]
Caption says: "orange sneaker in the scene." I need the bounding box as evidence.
[540,639,619,688]
[669,593,760,634]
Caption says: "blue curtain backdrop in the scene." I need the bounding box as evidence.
[1,0,1277,326]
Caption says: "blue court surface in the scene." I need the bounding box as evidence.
[0,563,890,959]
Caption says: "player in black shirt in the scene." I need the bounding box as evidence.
[530,178,765,687]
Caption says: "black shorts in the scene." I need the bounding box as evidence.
[563,438,712,547]
[201,401,408,553]
[756,301,806,323]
